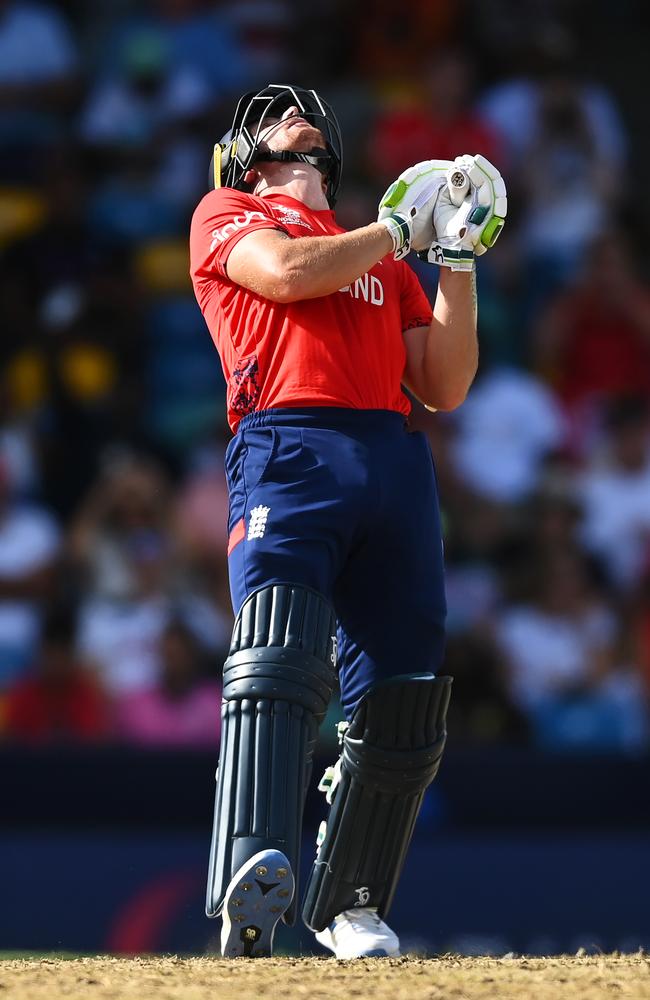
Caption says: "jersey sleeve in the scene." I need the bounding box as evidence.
[189,188,289,281]
[398,261,433,333]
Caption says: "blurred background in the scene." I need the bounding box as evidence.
[1,0,650,958]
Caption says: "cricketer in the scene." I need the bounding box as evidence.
[189,84,507,958]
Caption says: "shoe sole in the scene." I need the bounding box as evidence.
[220,849,295,958]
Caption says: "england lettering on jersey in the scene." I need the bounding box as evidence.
[339,271,384,306]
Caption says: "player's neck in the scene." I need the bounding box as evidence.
[253,163,329,211]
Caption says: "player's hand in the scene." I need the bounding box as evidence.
[454,154,507,254]
[377,159,454,260]
[421,154,507,271]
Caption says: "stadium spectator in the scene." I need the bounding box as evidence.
[478,29,627,175]
[94,0,250,100]
[68,452,172,692]
[0,387,40,500]
[347,0,459,81]
[578,396,650,590]
[70,452,230,693]
[2,606,110,742]
[75,543,173,695]
[68,451,171,601]
[174,438,230,559]
[0,455,60,691]
[624,567,650,697]
[441,492,508,636]
[79,30,211,151]
[79,23,211,240]
[0,150,147,514]
[448,365,566,503]
[143,298,226,455]
[517,75,619,305]
[226,1,294,84]
[85,150,189,244]
[533,231,650,447]
[115,618,220,746]
[0,0,78,164]
[367,48,503,185]
[523,476,583,555]
[443,631,529,745]
[494,546,646,749]
[78,2,242,239]
[0,149,113,335]
[495,546,615,711]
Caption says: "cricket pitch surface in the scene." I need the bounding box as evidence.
[2,954,650,1000]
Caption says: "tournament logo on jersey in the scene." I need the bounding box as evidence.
[274,206,313,230]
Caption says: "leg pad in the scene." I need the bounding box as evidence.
[302,673,452,931]
[206,584,337,925]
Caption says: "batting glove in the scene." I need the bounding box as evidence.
[422,154,507,271]
[377,159,455,260]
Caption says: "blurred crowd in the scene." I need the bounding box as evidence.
[0,0,649,754]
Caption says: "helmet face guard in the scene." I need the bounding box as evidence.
[211,84,343,207]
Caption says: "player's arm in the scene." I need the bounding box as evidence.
[225,224,394,302]
[392,154,506,409]
[402,269,478,411]
[224,162,459,302]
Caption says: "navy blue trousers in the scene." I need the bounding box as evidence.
[226,408,447,718]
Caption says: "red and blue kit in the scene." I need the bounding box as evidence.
[190,189,432,432]
[189,188,445,716]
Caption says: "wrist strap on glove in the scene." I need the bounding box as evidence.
[378,213,411,260]
[419,243,475,272]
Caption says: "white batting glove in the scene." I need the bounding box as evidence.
[422,154,507,271]
[455,154,507,254]
[377,159,454,260]
[425,178,476,272]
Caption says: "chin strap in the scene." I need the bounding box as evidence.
[254,148,333,177]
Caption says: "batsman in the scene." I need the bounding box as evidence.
[189,84,507,959]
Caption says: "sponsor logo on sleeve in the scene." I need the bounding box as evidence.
[210,210,268,251]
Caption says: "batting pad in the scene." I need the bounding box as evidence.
[206,584,337,925]
[302,673,452,932]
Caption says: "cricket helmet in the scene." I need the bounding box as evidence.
[210,84,343,207]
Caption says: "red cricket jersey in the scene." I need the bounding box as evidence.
[189,188,433,432]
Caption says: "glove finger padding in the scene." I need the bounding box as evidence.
[377,159,454,258]
[455,153,507,252]
[422,154,507,271]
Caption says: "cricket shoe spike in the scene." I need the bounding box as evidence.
[315,908,401,959]
[220,849,295,957]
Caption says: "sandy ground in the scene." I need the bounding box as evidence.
[2,954,650,1000]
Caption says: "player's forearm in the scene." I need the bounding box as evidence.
[419,268,478,410]
[273,224,393,301]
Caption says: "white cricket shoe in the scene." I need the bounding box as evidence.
[315,908,401,959]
